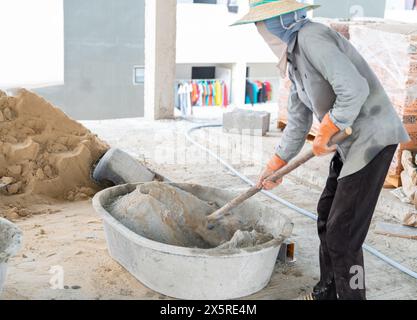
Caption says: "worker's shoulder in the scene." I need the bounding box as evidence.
[298,21,335,46]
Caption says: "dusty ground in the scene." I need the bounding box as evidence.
[3,117,417,300]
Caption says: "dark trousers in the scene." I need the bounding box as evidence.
[317,144,397,300]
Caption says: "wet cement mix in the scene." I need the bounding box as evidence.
[107,182,274,249]
[0,89,109,219]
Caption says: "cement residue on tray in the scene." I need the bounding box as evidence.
[216,230,274,249]
[107,182,274,249]
[0,89,108,208]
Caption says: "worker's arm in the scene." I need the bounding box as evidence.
[300,32,370,131]
[258,81,313,190]
[275,82,314,163]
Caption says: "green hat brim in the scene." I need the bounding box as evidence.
[231,4,320,27]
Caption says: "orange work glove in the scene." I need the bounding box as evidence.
[257,155,287,191]
[313,113,340,157]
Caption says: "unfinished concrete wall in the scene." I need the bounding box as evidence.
[35,0,145,120]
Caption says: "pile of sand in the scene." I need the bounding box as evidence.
[107,182,273,249]
[0,89,109,208]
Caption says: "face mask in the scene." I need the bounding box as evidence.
[264,9,309,44]
[256,21,288,78]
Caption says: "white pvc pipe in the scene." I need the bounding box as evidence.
[185,123,417,280]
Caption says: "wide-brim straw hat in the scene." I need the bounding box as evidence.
[231,0,320,26]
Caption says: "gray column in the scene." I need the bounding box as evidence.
[144,0,177,120]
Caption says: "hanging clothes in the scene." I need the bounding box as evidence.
[245,79,275,105]
[176,82,194,116]
[177,83,187,116]
[191,82,199,106]
[251,82,259,104]
[223,83,229,107]
[246,80,254,105]
[197,82,204,106]
[264,81,272,101]
[205,82,210,106]
[185,82,192,112]
[214,80,223,106]
[176,79,229,110]
[255,81,263,104]
[208,82,214,106]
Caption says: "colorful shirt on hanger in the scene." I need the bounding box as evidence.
[176,80,230,109]
[214,80,223,106]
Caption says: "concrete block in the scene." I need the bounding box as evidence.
[223,109,271,136]
[93,148,155,185]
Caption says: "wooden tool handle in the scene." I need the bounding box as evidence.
[206,128,352,223]
[266,127,352,184]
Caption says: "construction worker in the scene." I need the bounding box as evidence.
[233,0,410,300]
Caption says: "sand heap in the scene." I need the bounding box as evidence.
[108,182,273,249]
[0,89,109,204]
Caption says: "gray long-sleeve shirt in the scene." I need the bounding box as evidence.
[276,21,410,179]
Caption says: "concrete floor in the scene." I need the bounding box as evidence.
[4,117,417,300]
